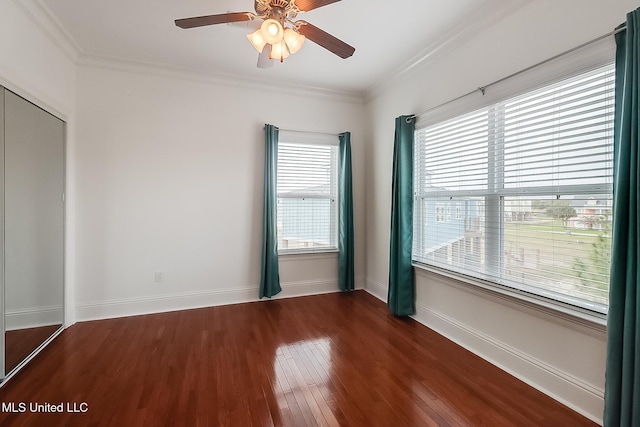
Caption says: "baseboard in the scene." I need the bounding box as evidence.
[363,276,602,424]
[5,305,64,331]
[365,278,387,301]
[75,278,354,322]
[412,300,604,424]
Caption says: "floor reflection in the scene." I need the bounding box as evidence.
[4,324,61,373]
[0,292,597,426]
[272,338,338,424]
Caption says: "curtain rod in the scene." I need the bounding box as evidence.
[407,24,627,123]
[279,128,340,137]
[263,125,339,137]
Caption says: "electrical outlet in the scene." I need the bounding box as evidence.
[154,272,164,283]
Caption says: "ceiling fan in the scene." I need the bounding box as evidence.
[175,0,355,68]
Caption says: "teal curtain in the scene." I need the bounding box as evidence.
[339,132,355,291]
[388,116,415,316]
[604,9,640,426]
[259,124,282,299]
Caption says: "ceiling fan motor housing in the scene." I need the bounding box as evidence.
[255,0,291,16]
[262,0,296,23]
[270,0,290,8]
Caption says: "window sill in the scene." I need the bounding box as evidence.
[412,262,607,338]
[279,250,339,262]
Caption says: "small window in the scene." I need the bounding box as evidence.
[277,133,339,253]
[413,64,615,314]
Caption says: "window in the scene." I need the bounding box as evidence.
[277,132,339,253]
[413,64,615,313]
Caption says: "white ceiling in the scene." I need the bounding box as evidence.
[38,0,527,94]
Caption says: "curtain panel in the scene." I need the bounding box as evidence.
[259,124,282,299]
[604,8,640,426]
[388,116,416,316]
[339,132,355,292]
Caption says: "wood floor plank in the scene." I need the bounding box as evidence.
[0,291,599,426]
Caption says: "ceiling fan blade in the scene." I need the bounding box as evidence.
[294,0,342,12]
[296,21,355,59]
[257,45,274,68]
[175,12,254,29]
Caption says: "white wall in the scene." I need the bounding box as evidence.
[5,0,638,422]
[73,61,366,320]
[363,0,640,424]
[0,0,77,328]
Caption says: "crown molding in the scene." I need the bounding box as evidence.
[13,0,81,62]
[18,0,363,104]
[77,53,365,105]
[363,0,532,103]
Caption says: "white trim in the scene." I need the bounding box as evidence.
[78,54,364,105]
[414,265,607,339]
[363,0,532,102]
[22,0,361,104]
[363,276,604,423]
[278,130,340,146]
[14,0,81,62]
[272,279,340,299]
[5,305,63,331]
[23,0,362,103]
[27,0,530,102]
[365,278,388,302]
[278,249,339,256]
[278,251,338,262]
[75,287,255,322]
[0,79,71,123]
[412,300,604,425]
[75,279,347,322]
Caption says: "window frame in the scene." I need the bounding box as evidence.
[276,130,340,255]
[410,37,616,320]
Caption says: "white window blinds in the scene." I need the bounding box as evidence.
[277,139,338,253]
[413,63,615,313]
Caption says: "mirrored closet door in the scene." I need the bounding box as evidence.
[1,87,65,380]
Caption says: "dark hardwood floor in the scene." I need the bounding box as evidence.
[0,291,598,426]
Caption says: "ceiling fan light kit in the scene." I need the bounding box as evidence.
[247,28,268,53]
[270,40,291,61]
[260,19,285,44]
[175,0,355,67]
[284,28,305,54]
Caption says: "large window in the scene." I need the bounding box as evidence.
[413,64,615,313]
[277,132,338,253]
